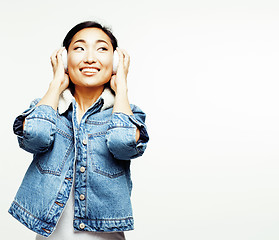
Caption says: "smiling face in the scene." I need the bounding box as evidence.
[67,27,114,90]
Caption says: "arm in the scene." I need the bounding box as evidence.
[110,48,140,141]
[14,48,69,153]
[36,47,69,110]
[107,48,149,160]
[106,105,149,160]
[22,48,69,129]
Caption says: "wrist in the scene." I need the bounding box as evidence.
[49,81,64,95]
[114,84,128,95]
[49,80,66,95]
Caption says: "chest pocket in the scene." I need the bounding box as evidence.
[88,133,126,178]
[35,130,74,176]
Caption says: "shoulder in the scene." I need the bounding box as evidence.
[130,104,145,113]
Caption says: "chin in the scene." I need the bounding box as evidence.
[79,80,108,89]
[71,74,110,88]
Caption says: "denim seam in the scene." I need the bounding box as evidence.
[57,128,73,141]
[86,120,110,125]
[36,142,74,176]
[57,115,73,131]
[26,116,56,125]
[12,201,45,223]
[112,112,142,125]
[108,126,135,130]
[74,217,133,221]
[88,131,107,137]
[45,173,73,221]
[93,168,125,178]
[88,134,125,178]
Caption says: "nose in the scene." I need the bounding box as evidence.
[84,51,97,64]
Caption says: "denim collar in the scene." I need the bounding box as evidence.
[58,88,115,115]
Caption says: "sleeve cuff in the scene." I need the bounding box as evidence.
[106,112,149,160]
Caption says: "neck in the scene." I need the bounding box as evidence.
[74,85,104,114]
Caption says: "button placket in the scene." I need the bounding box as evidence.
[73,109,88,219]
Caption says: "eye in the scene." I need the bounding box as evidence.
[98,47,108,51]
[74,46,84,51]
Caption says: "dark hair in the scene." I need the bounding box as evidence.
[62,21,118,51]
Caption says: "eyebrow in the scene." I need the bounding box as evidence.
[73,39,109,45]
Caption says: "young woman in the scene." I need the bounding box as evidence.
[9,21,149,240]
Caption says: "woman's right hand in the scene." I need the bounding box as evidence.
[50,47,69,94]
[36,48,70,111]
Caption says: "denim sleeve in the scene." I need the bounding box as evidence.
[106,105,149,160]
[13,99,57,154]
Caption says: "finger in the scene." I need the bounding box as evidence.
[57,47,65,59]
[56,47,65,65]
[121,48,129,58]
[50,49,60,67]
[118,48,130,69]
[116,47,124,63]
[57,47,65,54]
[122,49,130,67]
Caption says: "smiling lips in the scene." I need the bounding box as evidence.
[80,67,100,76]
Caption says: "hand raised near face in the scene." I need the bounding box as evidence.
[50,47,69,94]
[110,48,130,94]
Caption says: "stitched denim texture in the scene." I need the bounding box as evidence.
[9,96,149,237]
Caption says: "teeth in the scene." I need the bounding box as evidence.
[81,68,98,73]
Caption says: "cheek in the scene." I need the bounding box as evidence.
[100,54,113,68]
[67,54,80,69]
[67,56,79,81]
[67,64,78,81]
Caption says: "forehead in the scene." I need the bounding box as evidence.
[71,27,112,46]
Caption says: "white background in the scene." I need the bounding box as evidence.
[1,0,279,239]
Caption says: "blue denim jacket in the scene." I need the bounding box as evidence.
[8,88,149,237]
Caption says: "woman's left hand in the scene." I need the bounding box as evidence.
[110,48,130,94]
[110,48,140,141]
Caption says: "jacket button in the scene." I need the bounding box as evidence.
[82,139,87,145]
[80,194,85,200]
[79,223,85,229]
[80,166,86,173]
